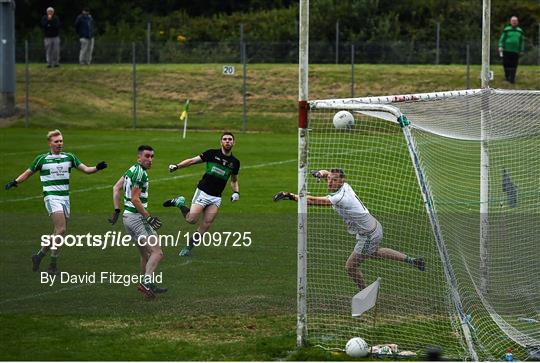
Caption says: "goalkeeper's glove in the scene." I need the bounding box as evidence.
[96,161,108,170]
[5,180,18,190]
[273,191,295,202]
[231,192,240,202]
[146,216,162,230]
[108,208,121,225]
[311,170,323,179]
[169,164,178,173]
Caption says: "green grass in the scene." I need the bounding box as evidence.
[0,129,301,360]
[8,63,540,130]
[1,64,538,360]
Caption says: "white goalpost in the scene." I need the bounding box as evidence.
[298,0,540,360]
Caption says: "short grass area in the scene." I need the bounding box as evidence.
[9,63,540,130]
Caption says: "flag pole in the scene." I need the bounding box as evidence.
[180,99,190,139]
[182,113,188,139]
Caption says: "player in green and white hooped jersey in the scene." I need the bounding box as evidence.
[273,168,425,291]
[4,130,107,275]
[109,145,166,298]
[164,132,240,257]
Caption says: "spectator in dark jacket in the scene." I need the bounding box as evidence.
[498,16,525,84]
[75,8,95,65]
[40,7,60,68]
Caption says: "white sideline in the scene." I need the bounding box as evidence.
[1,158,296,203]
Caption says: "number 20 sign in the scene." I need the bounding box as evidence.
[222,65,235,75]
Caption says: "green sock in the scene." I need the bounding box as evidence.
[50,256,58,267]
[37,250,46,258]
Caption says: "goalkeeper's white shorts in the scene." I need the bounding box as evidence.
[354,221,382,256]
[192,188,222,208]
[44,196,70,218]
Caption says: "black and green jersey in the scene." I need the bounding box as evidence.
[29,152,81,199]
[197,149,240,197]
[123,163,149,214]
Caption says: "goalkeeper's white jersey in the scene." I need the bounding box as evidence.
[327,182,378,235]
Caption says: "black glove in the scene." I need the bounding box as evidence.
[108,209,121,225]
[273,191,295,202]
[146,216,162,230]
[5,180,18,190]
[311,170,323,179]
[96,161,108,170]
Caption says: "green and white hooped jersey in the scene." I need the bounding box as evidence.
[123,163,149,214]
[29,152,82,200]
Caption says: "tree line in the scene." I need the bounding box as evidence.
[16,0,540,47]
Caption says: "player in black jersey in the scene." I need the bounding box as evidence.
[163,132,240,256]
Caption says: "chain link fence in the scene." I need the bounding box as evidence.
[16,40,540,65]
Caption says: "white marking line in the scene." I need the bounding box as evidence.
[1,158,296,203]
[0,259,193,305]
[0,283,86,304]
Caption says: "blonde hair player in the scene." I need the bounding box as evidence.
[273,168,425,291]
[5,130,107,275]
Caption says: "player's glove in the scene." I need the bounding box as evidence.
[169,164,178,173]
[273,191,295,202]
[108,208,121,225]
[146,216,162,230]
[311,170,323,179]
[231,192,240,202]
[5,180,18,190]
[96,161,108,170]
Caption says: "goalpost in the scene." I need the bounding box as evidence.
[298,0,540,360]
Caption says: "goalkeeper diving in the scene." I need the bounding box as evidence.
[274,168,425,291]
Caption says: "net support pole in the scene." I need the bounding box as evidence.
[479,0,490,295]
[397,114,479,361]
[297,0,309,347]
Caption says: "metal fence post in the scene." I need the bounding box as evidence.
[537,23,540,66]
[146,21,151,64]
[240,23,244,63]
[242,42,247,131]
[335,20,340,64]
[25,39,29,127]
[132,42,136,129]
[466,43,470,89]
[436,22,440,65]
[351,43,355,98]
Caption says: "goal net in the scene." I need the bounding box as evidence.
[302,88,540,360]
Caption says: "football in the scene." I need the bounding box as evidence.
[333,110,355,129]
[345,337,369,358]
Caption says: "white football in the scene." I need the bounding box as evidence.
[333,110,355,129]
[345,337,369,358]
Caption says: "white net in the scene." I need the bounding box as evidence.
[305,89,540,360]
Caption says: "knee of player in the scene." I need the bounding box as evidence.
[54,227,66,235]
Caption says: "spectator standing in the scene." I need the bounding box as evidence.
[40,7,61,68]
[498,16,525,84]
[75,8,95,65]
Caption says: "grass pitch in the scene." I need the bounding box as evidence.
[0,128,304,360]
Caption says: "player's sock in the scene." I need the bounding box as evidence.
[180,206,190,218]
[405,256,425,271]
[37,250,46,258]
[50,255,58,267]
